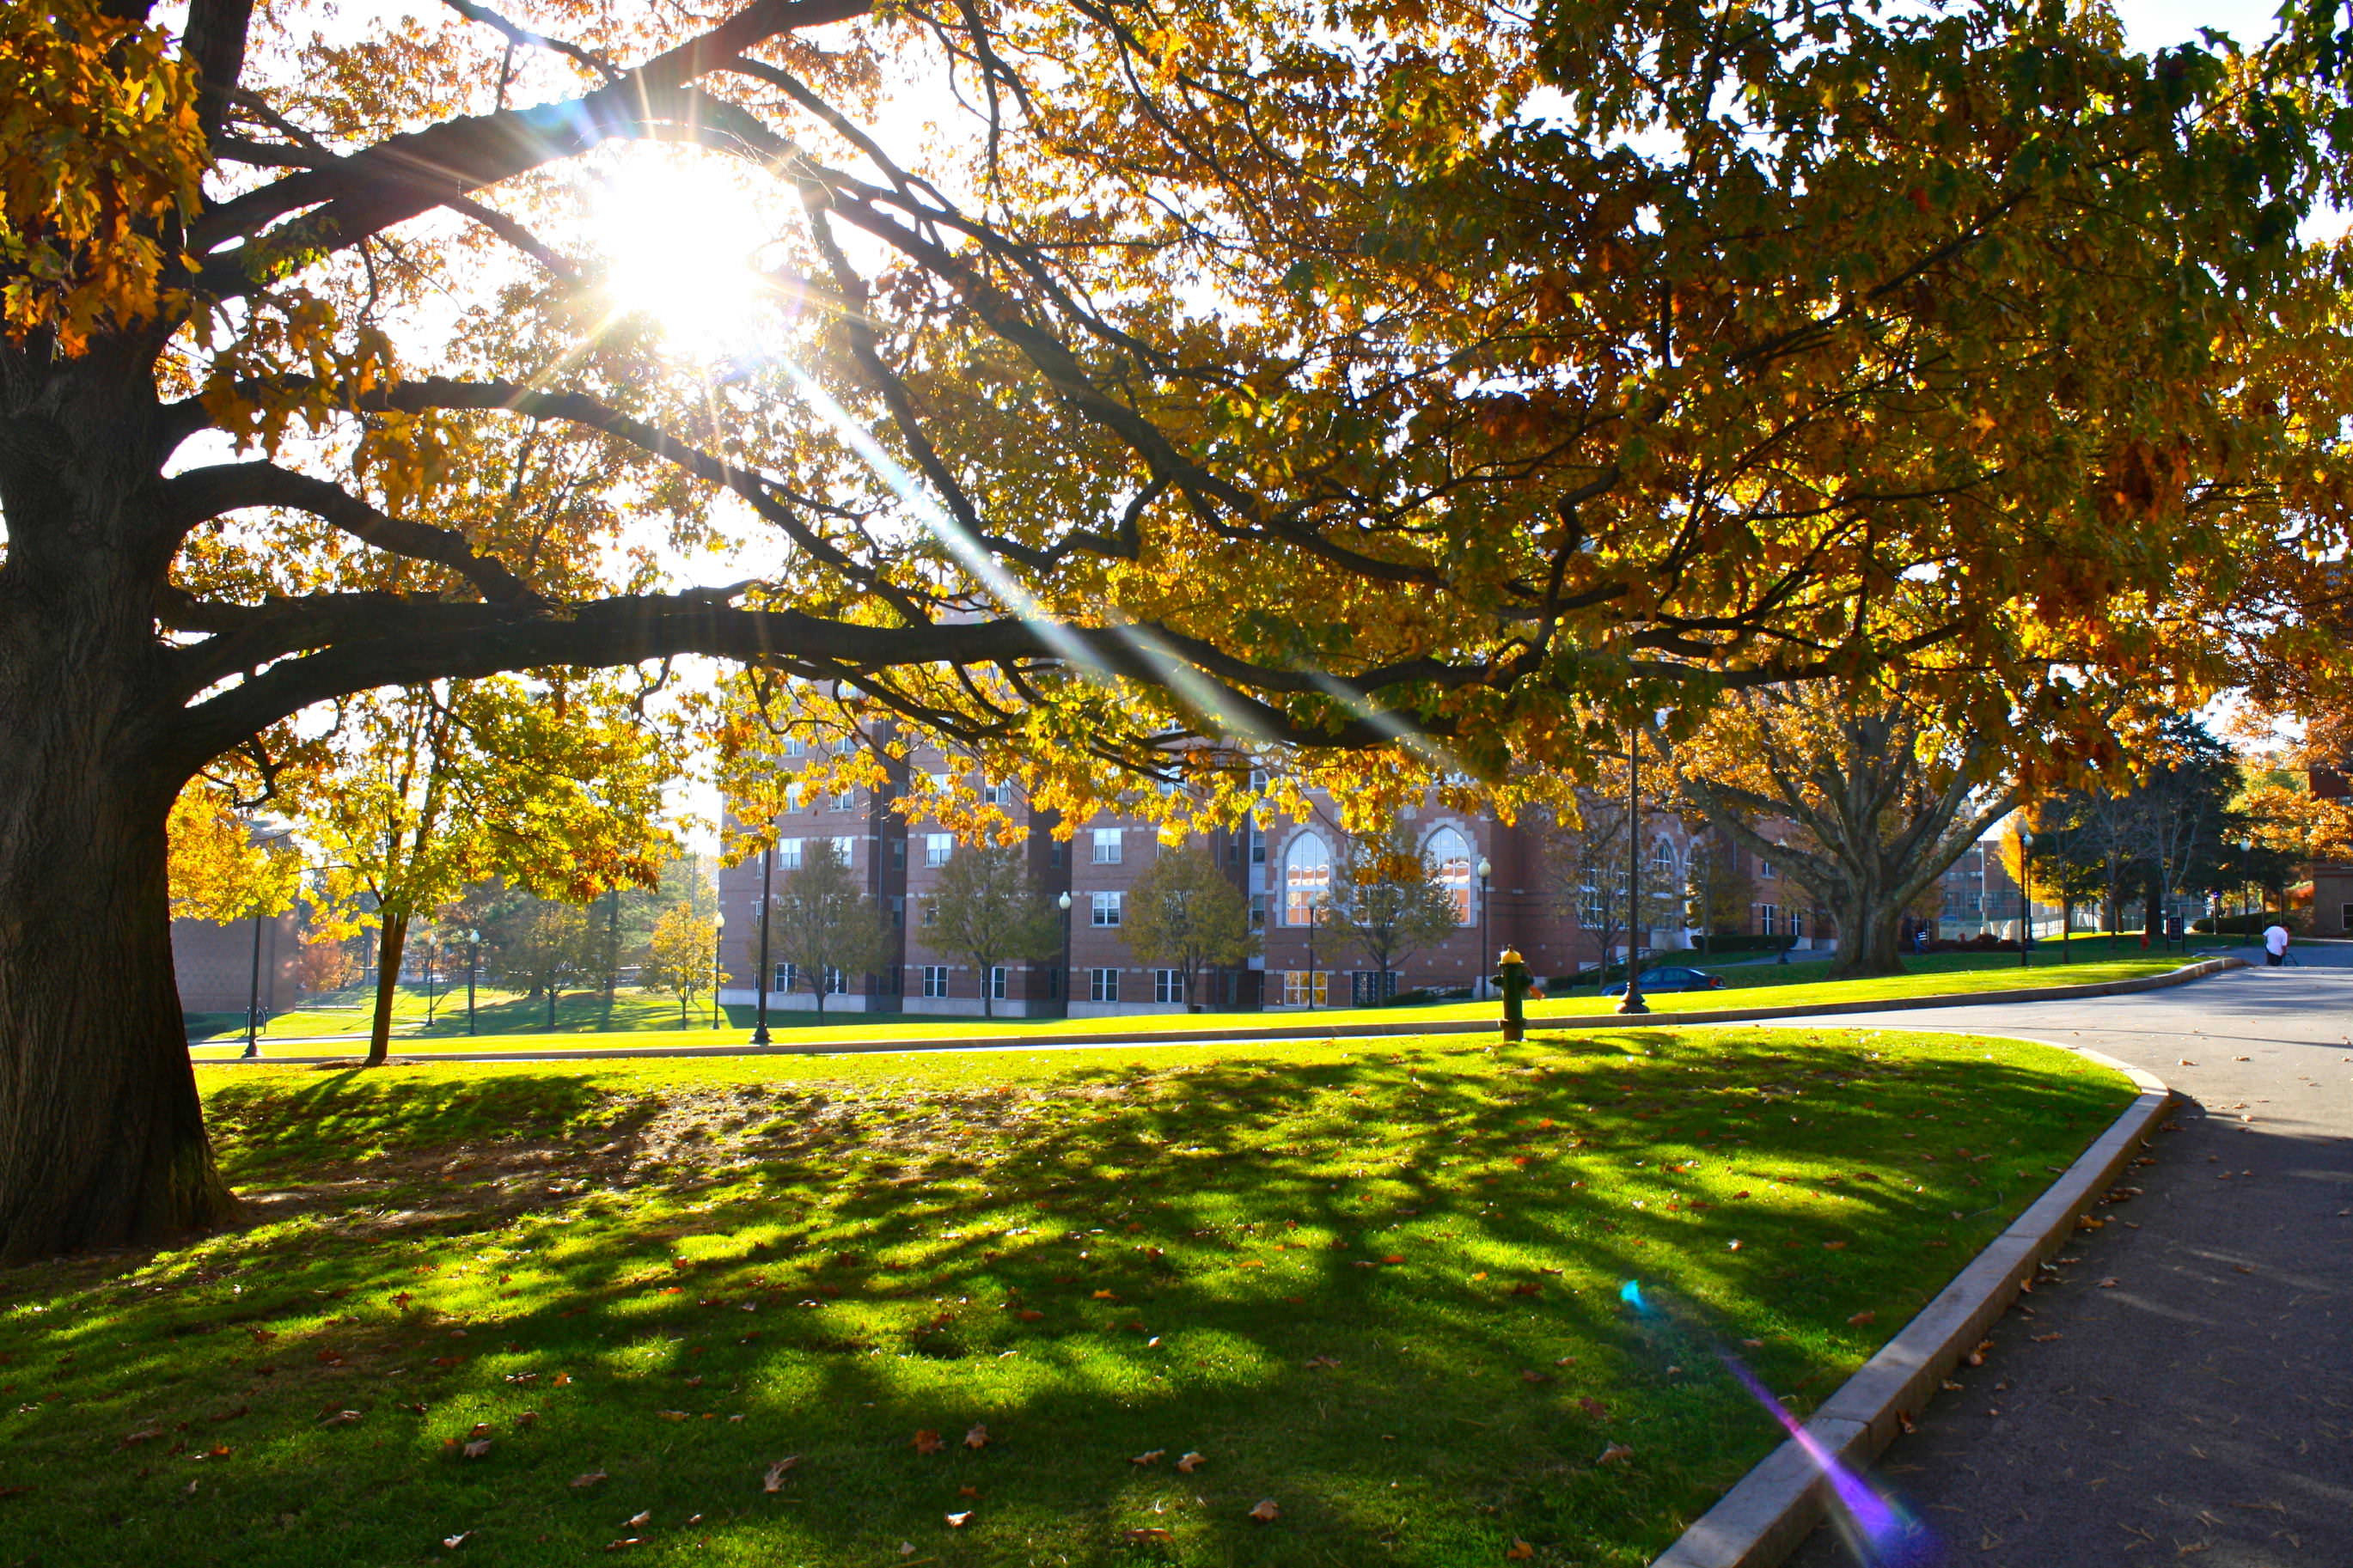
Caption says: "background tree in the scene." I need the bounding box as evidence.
[643,904,722,1026]
[1542,774,1686,986]
[1316,829,1461,1000]
[1125,845,1256,1010]
[1677,688,2016,979]
[767,839,889,1023]
[290,932,356,997]
[1681,833,1755,956]
[496,902,595,1029]
[926,842,1060,1018]
[4,0,2350,1258]
[303,676,676,1065]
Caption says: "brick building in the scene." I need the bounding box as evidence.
[717,737,1720,1017]
[170,912,300,1016]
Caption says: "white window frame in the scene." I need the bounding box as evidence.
[1091,890,1123,928]
[777,837,803,869]
[1089,967,1120,1003]
[1758,903,1778,936]
[1153,968,1184,1004]
[989,965,1008,1000]
[1091,827,1123,864]
[926,832,954,869]
[1281,970,1329,1007]
[921,965,950,998]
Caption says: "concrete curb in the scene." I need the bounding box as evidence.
[194,958,2242,1067]
[1649,1044,2176,1568]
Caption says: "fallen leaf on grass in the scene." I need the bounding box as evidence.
[958,1486,979,1498]
[516,1412,538,1428]
[1847,1311,1877,1327]
[1597,1443,1634,1466]
[1015,1309,1045,1323]
[319,1410,361,1427]
[603,1539,645,1553]
[1248,1499,1280,1522]
[2100,1278,2119,1289]
[571,1472,609,1490]
[1130,1449,1164,1467]
[945,1511,973,1528]
[761,1458,799,1492]
[122,1428,165,1446]
[626,1511,651,1528]
[1305,1355,1341,1370]
[656,1411,688,1422]
[1124,1528,1174,1542]
[1176,1452,1205,1473]
[1507,1542,1536,1560]
[963,1424,989,1450]
[913,1430,945,1455]
[441,1532,471,1550]
[1519,1370,1553,1385]
[456,1438,490,1460]
[1576,1397,1607,1419]
[1822,1241,1848,1251]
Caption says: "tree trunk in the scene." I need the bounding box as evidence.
[1826,893,1907,979]
[546,983,558,1029]
[365,912,410,1067]
[981,961,994,1019]
[0,461,239,1256]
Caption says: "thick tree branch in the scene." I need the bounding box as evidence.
[162,461,542,605]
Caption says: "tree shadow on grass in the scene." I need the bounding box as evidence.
[0,1027,2131,1567]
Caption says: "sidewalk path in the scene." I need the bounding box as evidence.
[1780,958,2353,1568]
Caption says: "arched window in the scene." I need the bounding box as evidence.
[1652,838,1679,886]
[1283,833,1331,925]
[1425,826,1475,924]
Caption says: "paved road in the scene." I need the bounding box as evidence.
[1782,946,2353,1568]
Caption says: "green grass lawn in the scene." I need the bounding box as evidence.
[191,937,2197,1059]
[13,1026,2134,1565]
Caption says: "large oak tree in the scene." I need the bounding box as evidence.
[1,0,2346,1258]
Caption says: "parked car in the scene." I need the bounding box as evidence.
[1602,966,1727,996]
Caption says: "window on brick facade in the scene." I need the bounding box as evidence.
[1091,828,1122,864]
[1283,833,1330,925]
[1089,967,1120,1003]
[926,833,954,868]
[1153,968,1184,1004]
[921,966,949,998]
[1091,891,1123,927]
[777,837,803,869]
[989,965,1008,1000]
[1758,903,1778,936]
[1425,827,1474,924]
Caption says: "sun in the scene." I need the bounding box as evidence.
[588,149,781,356]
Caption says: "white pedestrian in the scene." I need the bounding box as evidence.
[2263,921,2290,967]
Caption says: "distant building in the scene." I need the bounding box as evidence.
[171,912,300,1016]
[717,734,1732,1016]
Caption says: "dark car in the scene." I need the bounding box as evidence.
[1602,965,1727,996]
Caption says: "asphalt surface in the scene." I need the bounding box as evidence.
[1784,943,2353,1568]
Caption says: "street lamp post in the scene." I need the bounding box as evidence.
[712,912,725,1028]
[1476,857,1493,1000]
[2017,827,2034,967]
[466,928,480,1035]
[242,910,265,1059]
[1617,723,1650,1017]
[1056,891,1073,1016]
[752,846,775,1047]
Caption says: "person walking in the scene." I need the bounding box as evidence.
[2263,919,2291,967]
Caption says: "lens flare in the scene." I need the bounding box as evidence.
[1618,1282,1931,1565]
